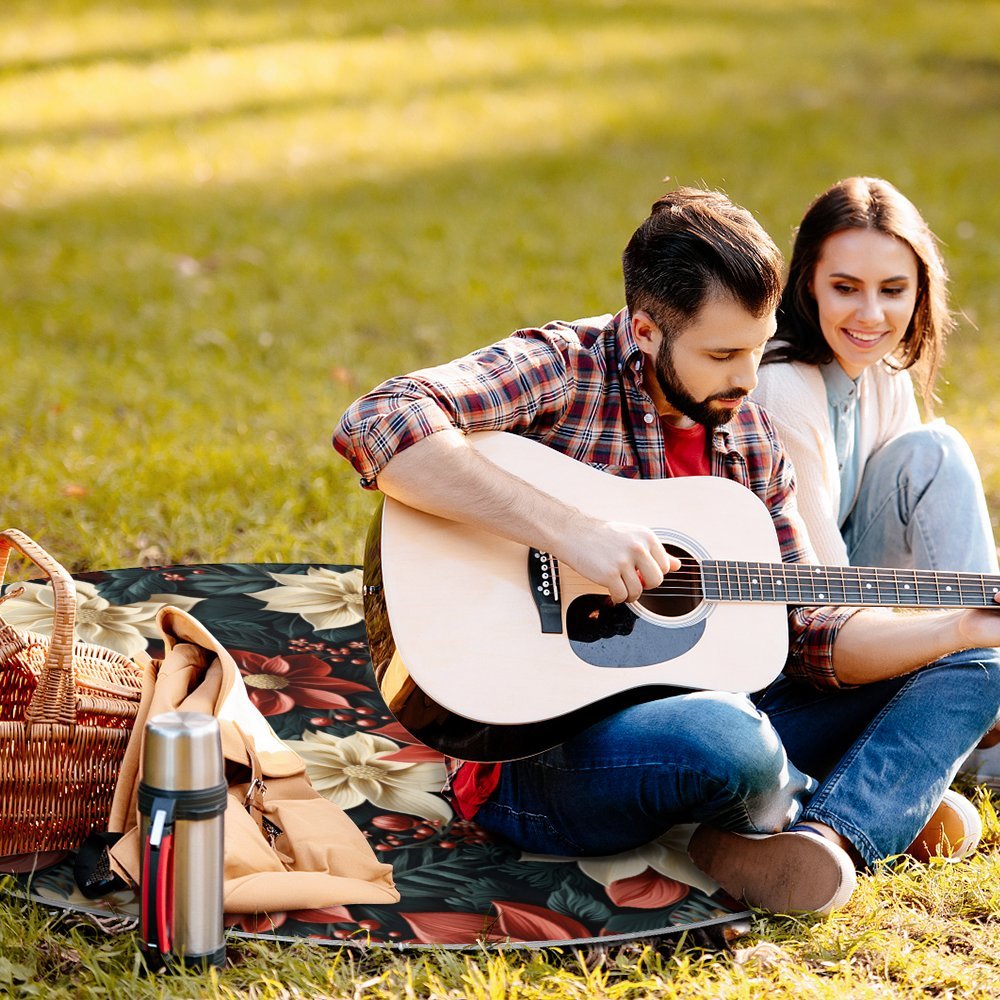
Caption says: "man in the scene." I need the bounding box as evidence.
[333,188,1000,914]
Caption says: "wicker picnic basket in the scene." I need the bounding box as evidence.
[0,528,145,858]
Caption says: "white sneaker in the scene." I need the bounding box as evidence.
[906,789,982,862]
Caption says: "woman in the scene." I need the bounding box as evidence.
[753,176,1000,834]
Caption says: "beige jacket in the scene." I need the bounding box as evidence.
[752,359,920,566]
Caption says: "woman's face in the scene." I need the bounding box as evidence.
[811,228,919,379]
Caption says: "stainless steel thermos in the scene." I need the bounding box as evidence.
[139,711,227,970]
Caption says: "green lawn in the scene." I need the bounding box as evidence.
[3,1,1000,995]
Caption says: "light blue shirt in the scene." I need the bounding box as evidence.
[820,361,864,527]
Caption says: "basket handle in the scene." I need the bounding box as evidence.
[0,528,78,728]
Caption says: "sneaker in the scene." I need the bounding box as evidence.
[906,789,982,862]
[688,826,857,915]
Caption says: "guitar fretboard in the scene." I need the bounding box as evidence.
[701,561,1000,609]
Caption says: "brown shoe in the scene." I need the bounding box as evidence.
[907,789,982,862]
[688,827,857,915]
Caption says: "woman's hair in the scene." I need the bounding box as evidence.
[764,176,953,405]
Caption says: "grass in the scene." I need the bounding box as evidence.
[4,796,1000,997]
[3,0,1000,995]
[4,0,1000,571]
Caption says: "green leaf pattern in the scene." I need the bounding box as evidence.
[14,563,747,948]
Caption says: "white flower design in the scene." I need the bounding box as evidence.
[248,567,364,630]
[522,824,717,894]
[284,730,452,824]
[0,580,202,658]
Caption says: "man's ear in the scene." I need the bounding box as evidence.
[631,310,662,358]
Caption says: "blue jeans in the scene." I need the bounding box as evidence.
[474,691,815,857]
[842,423,999,574]
[841,423,1000,783]
[756,647,1000,865]
[476,425,1000,867]
[475,655,1000,869]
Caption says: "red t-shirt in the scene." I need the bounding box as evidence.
[449,421,710,820]
[660,419,710,477]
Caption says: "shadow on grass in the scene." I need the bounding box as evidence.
[3,0,1000,565]
[1,0,820,78]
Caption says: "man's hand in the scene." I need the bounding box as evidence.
[555,516,681,604]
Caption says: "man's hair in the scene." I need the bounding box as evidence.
[622,187,784,341]
[765,176,952,406]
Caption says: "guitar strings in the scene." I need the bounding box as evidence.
[557,582,1000,606]
[557,563,1000,605]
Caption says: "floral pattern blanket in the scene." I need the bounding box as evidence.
[3,563,748,949]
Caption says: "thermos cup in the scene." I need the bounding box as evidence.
[139,711,227,970]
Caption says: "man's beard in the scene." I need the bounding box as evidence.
[654,339,748,429]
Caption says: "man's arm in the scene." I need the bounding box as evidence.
[376,428,678,605]
[831,603,1000,685]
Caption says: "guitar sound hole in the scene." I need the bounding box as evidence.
[636,543,703,618]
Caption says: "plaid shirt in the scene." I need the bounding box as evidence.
[334,310,859,808]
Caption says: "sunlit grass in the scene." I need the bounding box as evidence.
[0,15,740,206]
[3,0,999,567]
[2,3,1000,992]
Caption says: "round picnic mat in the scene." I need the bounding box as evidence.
[2,563,749,950]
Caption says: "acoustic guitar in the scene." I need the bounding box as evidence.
[362,431,1000,762]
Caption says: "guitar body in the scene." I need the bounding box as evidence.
[364,431,789,761]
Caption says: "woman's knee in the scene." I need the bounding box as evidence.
[874,422,979,487]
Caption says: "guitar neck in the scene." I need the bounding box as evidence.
[702,561,1000,609]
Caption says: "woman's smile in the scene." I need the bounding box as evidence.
[812,229,919,379]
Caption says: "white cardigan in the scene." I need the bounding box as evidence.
[752,359,921,566]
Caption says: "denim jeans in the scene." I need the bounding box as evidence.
[756,647,1000,865]
[475,649,1000,868]
[842,423,999,574]
[474,690,815,858]
[840,423,1000,783]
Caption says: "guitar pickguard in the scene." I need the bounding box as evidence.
[566,593,706,667]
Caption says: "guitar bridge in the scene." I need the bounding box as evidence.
[528,549,563,633]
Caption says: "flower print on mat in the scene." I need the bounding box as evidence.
[285,730,453,824]
[523,827,715,901]
[14,563,748,950]
[248,567,364,630]
[0,578,202,657]
[230,648,371,717]
[400,901,592,946]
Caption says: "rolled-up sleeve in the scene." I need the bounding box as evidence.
[785,605,858,687]
[333,332,574,488]
[333,389,458,488]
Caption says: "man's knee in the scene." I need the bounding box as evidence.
[673,692,810,831]
[919,648,1000,732]
[668,691,789,792]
